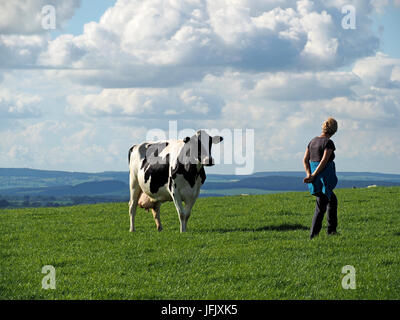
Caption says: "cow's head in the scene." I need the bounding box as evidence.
[181,130,223,168]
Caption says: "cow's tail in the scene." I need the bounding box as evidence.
[128,145,136,164]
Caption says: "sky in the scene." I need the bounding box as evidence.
[1,0,400,175]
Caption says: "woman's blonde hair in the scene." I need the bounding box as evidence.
[322,117,338,136]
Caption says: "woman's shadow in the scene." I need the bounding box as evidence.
[204,223,309,233]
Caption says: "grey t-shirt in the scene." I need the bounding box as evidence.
[308,136,336,162]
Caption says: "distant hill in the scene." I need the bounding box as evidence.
[0,180,128,197]
[0,168,128,190]
[1,168,400,207]
[203,176,400,192]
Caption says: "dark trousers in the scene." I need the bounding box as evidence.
[310,192,338,238]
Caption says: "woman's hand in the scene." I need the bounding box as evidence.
[303,174,315,183]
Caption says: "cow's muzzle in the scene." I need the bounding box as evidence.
[202,157,215,166]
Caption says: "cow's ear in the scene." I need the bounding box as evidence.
[212,136,223,144]
[183,137,190,143]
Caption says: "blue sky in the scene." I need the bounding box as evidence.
[372,5,400,58]
[51,0,117,38]
[1,0,400,174]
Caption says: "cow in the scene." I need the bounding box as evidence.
[128,130,223,233]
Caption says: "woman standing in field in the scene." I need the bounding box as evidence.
[303,118,338,239]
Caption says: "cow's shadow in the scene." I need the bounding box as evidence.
[202,223,309,233]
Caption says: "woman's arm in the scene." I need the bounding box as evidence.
[303,148,311,178]
[304,148,333,183]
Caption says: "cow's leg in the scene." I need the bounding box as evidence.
[151,202,163,231]
[129,179,141,232]
[170,190,187,233]
[182,198,196,231]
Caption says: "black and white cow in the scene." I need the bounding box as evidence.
[128,130,223,233]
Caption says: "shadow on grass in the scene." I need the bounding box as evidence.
[202,223,309,233]
[394,232,400,236]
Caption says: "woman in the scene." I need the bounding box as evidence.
[303,118,338,239]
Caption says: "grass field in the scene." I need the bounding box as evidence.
[1,187,399,299]
[200,188,286,196]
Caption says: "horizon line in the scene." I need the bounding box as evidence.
[1,167,400,176]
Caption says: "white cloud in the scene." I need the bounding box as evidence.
[391,66,400,82]
[353,52,400,88]
[300,8,338,63]
[0,119,149,171]
[251,71,360,100]
[371,0,390,14]
[38,34,86,67]
[29,0,380,86]
[7,145,31,161]
[66,87,223,119]
[0,88,42,118]
[301,95,400,126]
[0,34,47,68]
[0,0,80,68]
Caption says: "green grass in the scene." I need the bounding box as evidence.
[200,188,286,196]
[1,187,400,300]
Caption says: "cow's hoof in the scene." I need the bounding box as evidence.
[157,226,163,232]
[129,228,135,232]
